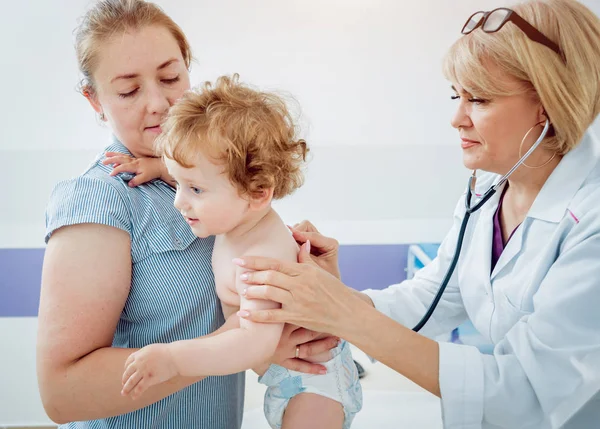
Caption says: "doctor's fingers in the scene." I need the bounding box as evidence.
[292,220,320,233]
[244,285,291,305]
[291,229,339,254]
[240,267,300,288]
[234,256,301,277]
[290,220,338,253]
[238,306,292,324]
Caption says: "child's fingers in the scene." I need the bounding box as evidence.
[109,164,138,177]
[131,378,148,400]
[124,352,136,369]
[105,151,128,157]
[121,371,143,396]
[102,155,132,166]
[127,171,151,188]
[122,362,137,385]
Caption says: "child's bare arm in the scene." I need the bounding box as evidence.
[121,264,284,398]
[167,264,283,376]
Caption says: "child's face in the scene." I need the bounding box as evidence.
[166,154,250,238]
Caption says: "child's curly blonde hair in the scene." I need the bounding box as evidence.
[157,74,309,200]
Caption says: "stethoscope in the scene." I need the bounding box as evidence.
[412,119,552,332]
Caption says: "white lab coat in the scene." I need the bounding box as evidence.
[363,129,600,429]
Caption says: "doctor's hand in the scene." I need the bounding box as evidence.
[236,242,365,336]
[288,220,341,279]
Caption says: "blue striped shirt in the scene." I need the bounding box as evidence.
[45,138,244,429]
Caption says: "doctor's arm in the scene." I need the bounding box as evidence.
[354,213,600,427]
[333,195,471,338]
[241,214,600,426]
[430,221,600,428]
[361,213,469,339]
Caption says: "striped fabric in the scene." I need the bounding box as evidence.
[45,137,244,429]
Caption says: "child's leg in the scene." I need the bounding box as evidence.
[281,393,344,429]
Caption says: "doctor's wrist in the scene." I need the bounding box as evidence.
[353,290,375,307]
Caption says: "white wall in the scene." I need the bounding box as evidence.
[1,0,599,425]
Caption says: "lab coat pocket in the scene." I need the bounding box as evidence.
[493,291,533,341]
[504,285,535,314]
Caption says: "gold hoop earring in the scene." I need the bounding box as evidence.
[518,121,556,169]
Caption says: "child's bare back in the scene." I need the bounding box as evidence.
[213,209,297,321]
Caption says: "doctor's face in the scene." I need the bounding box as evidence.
[449,63,550,176]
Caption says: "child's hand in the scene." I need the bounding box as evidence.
[121,343,179,400]
[103,152,166,187]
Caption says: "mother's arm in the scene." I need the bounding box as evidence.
[37,223,230,423]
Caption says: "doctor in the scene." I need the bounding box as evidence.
[234,1,600,428]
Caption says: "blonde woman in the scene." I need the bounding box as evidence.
[236,1,600,427]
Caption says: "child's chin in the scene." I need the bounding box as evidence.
[190,226,213,239]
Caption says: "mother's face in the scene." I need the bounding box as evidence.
[88,25,191,157]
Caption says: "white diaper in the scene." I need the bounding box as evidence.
[259,340,363,429]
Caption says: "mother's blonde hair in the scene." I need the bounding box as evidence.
[75,0,192,95]
[443,0,600,155]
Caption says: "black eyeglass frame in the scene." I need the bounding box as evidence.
[462,8,565,62]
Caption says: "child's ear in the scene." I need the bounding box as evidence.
[248,187,274,211]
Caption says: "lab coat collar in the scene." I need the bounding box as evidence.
[528,129,600,223]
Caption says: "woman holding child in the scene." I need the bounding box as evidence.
[37,1,341,427]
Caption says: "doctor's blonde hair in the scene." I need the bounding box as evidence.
[443,0,600,155]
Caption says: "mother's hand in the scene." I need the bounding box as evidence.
[235,242,362,336]
[270,324,339,375]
